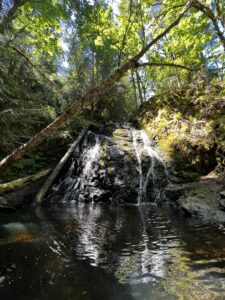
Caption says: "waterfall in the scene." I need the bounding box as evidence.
[132,129,165,204]
[48,124,168,204]
[132,130,143,204]
[82,134,100,180]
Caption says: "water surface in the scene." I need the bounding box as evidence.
[0,203,225,300]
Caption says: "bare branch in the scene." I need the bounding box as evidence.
[135,61,200,71]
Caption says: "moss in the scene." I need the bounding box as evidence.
[179,171,200,181]
[139,80,225,175]
[99,159,106,168]
[0,169,51,194]
[108,166,115,174]
[157,133,179,161]
[113,128,127,138]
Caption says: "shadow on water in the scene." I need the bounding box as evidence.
[0,203,225,299]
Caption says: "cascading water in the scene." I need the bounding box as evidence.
[82,135,100,183]
[132,129,166,204]
[132,130,143,204]
[47,124,168,204]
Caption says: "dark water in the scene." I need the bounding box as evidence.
[0,203,225,300]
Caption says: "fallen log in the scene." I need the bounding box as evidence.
[0,204,16,211]
[0,168,52,194]
[0,168,52,209]
[34,125,89,205]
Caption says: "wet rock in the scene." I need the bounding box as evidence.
[47,124,168,204]
[220,191,225,199]
[109,146,125,160]
[219,199,225,209]
[163,185,189,202]
[163,173,225,224]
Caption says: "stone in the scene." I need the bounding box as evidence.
[220,191,225,199]
[219,199,225,209]
[109,146,125,160]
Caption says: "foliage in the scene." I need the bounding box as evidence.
[0,0,225,179]
[140,79,225,178]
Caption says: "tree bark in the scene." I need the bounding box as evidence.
[131,70,138,109]
[135,61,199,71]
[0,2,191,175]
[135,70,144,105]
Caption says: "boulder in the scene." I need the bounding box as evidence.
[163,173,225,223]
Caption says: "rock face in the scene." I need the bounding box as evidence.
[163,172,225,223]
[47,124,168,204]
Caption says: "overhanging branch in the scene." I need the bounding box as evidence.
[0,1,192,174]
[135,62,200,71]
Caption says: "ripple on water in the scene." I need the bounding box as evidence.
[0,204,225,299]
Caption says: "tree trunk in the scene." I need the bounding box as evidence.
[34,126,89,205]
[131,70,138,109]
[0,169,51,194]
[0,3,191,175]
[135,70,144,105]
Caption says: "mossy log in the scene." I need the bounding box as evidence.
[0,169,52,195]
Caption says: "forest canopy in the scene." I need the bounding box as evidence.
[0,0,224,178]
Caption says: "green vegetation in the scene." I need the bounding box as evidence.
[140,80,225,179]
[0,0,224,181]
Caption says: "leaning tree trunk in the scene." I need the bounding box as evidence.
[0,3,191,175]
[34,126,89,205]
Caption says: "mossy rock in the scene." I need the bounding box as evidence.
[178,170,200,181]
[113,128,128,138]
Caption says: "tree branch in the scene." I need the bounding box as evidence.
[117,0,134,67]
[192,0,225,51]
[0,1,191,174]
[135,61,200,71]
[131,0,192,62]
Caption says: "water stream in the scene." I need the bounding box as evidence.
[0,204,225,300]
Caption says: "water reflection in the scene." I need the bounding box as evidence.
[0,204,225,299]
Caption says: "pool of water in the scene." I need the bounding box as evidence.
[0,203,225,300]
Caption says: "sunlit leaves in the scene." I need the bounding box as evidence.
[12,0,68,60]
